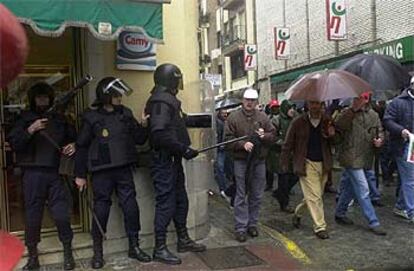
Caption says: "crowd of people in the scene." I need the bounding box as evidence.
[214,78,414,241]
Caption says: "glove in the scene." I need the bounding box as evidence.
[183,147,199,160]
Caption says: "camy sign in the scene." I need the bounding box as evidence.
[274,27,290,60]
[326,0,347,40]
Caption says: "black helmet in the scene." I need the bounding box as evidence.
[95,77,133,105]
[27,82,55,111]
[154,63,183,91]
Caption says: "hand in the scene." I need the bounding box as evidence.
[75,177,87,191]
[27,118,48,134]
[183,148,199,160]
[244,142,254,152]
[62,143,76,156]
[373,138,383,148]
[256,128,265,139]
[141,110,150,128]
[402,129,411,140]
[326,125,335,138]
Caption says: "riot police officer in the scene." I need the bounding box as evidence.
[8,82,76,271]
[74,77,151,269]
[145,64,206,265]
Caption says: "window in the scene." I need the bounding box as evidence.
[230,50,246,80]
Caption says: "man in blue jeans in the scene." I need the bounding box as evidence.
[334,92,386,235]
[383,77,414,223]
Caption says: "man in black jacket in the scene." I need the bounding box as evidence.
[74,77,151,269]
[8,82,76,270]
[145,63,206,265]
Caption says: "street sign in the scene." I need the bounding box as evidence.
[326,0,348,40]
[244,44,257,71]
[274,27,291,60]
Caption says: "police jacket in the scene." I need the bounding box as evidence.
[74,105,147,177]
[7,110,76,168]
[145,86,191,155]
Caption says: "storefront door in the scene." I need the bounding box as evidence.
[0,28,88,235]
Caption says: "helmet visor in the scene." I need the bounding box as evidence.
[103,78,133,96]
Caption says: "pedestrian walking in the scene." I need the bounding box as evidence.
[271,100,299,213]
[334,92,387,235]
[265,99,280,191]
[383,77,414,222]
[224,88,276,242]
[281,101,335,239]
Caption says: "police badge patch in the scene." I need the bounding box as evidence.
[102,128,109,137]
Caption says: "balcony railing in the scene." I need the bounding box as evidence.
[222,25,246,47]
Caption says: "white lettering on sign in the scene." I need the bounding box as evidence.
[372,42,404,60]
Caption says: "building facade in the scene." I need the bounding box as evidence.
[0,1,212,266]
[198,0,258,101]
[256,0,414,99]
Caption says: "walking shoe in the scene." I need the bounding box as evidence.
[372,200,385,207]
[247,227,259,238]
[220,190,231,204]
[335,216,354,225]
[393,207,410,219]
[235,232,247,242]
[292,214,301,228]
[315,230,329,239]
[369,226,387,236]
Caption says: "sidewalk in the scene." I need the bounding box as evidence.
[38,194,305,271]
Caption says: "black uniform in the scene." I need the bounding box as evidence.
[75,105,147,240]
[8,110,76,246]
[146,87,192,237]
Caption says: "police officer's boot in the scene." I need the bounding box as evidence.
[62,241,75,270]
[91,239,105,269]
[23,245,40,271]
[127,234,151,262]
[176,228,206,253]
[153,236,181,265]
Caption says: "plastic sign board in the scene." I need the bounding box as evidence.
[274,27,291,59]
[326,0,348,40]
[244,44,257,71]
[116,31,157,71]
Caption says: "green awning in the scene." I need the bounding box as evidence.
[0,0,169,42]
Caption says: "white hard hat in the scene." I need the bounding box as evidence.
[243,88,259,99]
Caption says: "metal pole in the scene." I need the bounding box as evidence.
[198,135,249,153]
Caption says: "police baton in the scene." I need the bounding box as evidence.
[80,187,107,240]
[198,135,249,153]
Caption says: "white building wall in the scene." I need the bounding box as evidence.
[256,0,414,95]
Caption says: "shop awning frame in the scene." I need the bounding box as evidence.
[0,0,171,43]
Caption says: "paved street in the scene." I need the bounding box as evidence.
[36,170,414,271]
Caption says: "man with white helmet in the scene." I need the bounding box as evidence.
[224,88,276,242]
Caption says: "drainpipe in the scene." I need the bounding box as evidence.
[370,0,377,45]
[305,0,311,63]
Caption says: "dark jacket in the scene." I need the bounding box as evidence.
[8,111,76,168]
[280,114,333,176]
[75,105,147,177]
[224,108,276,160]
[383,89,414,157]
[145,87,191,155]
